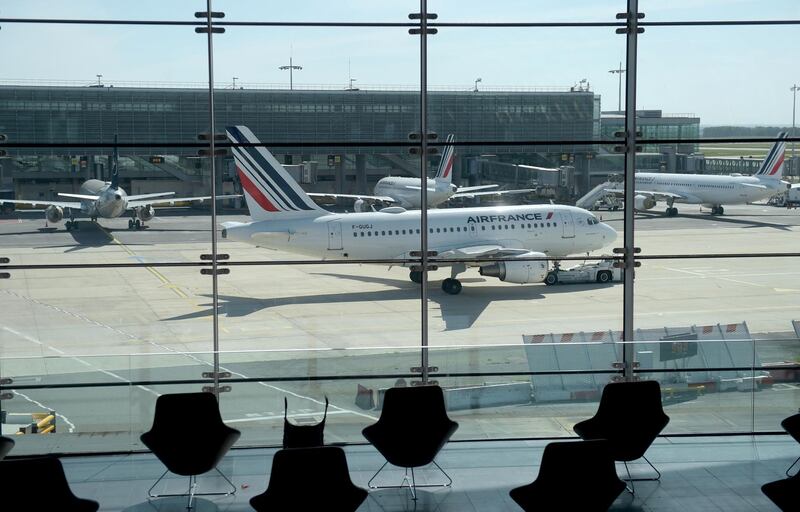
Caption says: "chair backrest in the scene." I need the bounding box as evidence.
[251,446,367,511]
[379,385,449,427]
[149,392,224,432]
[510,440,625,511]
[283,396,328,449]
[0,435,14,460]
[0,456,99,511]
[596,380,666,421]
[781,413,800,444]
[762,471,800,512]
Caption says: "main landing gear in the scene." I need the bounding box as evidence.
[710,205,724,215]
[65,215,79,231]
[128,218,143,230]
[665,207,678,217]
[408,266,465,295]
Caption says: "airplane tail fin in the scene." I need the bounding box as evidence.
[434,134,456,185]
[110,134,119,189]
[226,126,329,221]
[754,132,788,179]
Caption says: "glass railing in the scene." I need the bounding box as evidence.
[1,339,798,455]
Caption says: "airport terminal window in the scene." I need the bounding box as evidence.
[1,2,798,454]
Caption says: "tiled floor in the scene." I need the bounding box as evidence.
[51,435,795,511]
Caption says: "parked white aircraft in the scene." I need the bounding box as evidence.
[222,126,617,294]
[0,144,238,230]
[308,134,534,210]
[606,132,788,216]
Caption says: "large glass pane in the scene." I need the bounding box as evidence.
[639,0,800,22]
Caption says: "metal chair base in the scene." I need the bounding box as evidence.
[786,455,800,477]
[367,460,453,500]
[621,455,661,495]
[148,467,236,510]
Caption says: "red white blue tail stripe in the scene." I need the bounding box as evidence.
[435,134,456,181]
[755,132,787,178]
[226,126,325,218]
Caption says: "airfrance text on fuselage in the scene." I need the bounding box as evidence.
[467,212,553,223]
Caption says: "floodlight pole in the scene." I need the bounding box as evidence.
[609,62,626,111]
[279,57,302,91]
[792,84,799,174]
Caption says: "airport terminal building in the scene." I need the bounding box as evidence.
[0,84,701,201]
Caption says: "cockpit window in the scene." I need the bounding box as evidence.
[587,217,599,225]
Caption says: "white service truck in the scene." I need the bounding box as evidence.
[544,258,621,286]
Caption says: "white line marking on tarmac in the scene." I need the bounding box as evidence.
[1,291,378,422]
[226,409,350,424]
[12,390,77,433]
[2,325,160,398]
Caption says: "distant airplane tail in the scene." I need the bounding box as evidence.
[434,134,456,185]
[754,132,787,180]
[226,125,328,221]
[110,134,119,189]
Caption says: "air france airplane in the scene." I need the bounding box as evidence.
[309,134,534,210]
[605,132,788,216]
[222,126,617,294]
[0,142,239,230]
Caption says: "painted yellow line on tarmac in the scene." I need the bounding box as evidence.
[97,225,189,299]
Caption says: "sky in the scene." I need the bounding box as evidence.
[2,0,799,125]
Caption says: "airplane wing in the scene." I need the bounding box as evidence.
[451,188,536,199]
[126,192,176,201]
[57,193,99,200]
[307,192,397,203]
[604,188,685,201]
[0,198,82,209]
[433,244,531,260]
[454,184,499,193]
[127,194,241,208]
[740,183,767,190]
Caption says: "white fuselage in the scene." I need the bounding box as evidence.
[223,204,616,261]
[373,177,453,209]
[79,179,129,218]
[635,173,784,207]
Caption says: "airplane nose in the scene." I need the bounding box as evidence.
[603,223,617,244]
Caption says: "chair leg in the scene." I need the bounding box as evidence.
[148,468,170,498]
[787,455,800,477]
[368,459,453,498]
[622,455,662,495]
[147,466,237,503]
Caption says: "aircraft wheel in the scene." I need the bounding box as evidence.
[409,270,423,284]
[544,272,559,286]
[442,278,462,295]
[72,221,79,230]
[65,221,72,231]
[128,219,134,229]
[717,206,724,215]
[135,219,142,229]
[596,270,612,283]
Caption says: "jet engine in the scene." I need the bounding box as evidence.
[45,205,64,223]
[479,251,548,284]
[634,194,656,211]
[136,205,155,222]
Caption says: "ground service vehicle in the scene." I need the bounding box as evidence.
[544,258,621,286]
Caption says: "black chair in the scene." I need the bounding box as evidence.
[362,385,458,499]
[510,440,625,512]
[250,446,367,512]
[283,396,328,449]
[781,413,800,476]
[140,392,241,509]
[0,456,99,511]
[573,380,669,493]
[0,435,14,460]
[762,471,800,512]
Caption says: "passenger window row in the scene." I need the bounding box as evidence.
[352,222,557,237]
